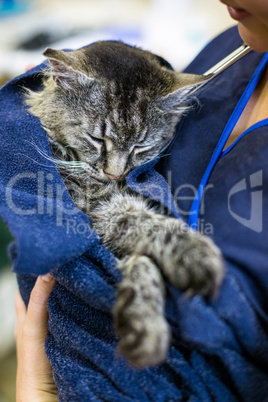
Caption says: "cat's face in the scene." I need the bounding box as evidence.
[47,78,184,182]
[27,41,209,183]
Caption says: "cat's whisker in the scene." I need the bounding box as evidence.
[20,40,227,370]
[15,152,58,169]
[55,160,86,168]
[23,139,60,164]
[23,139,90,174]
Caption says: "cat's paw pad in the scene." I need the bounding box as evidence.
[164,232,224,297]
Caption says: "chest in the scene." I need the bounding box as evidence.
[223,66,268,151]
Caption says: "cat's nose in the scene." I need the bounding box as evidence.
[104,172,122,181]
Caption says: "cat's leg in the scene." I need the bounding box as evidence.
[91,191,224,366]
[91,192,224,297]
[114,255,170,367]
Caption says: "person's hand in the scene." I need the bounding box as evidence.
[15,274,58,402]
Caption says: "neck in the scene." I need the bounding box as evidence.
[223,64,268,151]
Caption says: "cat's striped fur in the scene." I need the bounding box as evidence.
[25,41,224,368]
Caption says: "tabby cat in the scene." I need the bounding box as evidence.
[25,41,224,368]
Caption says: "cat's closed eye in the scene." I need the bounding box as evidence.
[25,40,209,184]
[23,41,224,370]
[86,135,104,151]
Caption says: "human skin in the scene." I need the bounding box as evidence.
[219,0,268,51]
[220,0,268,149]
[15,274,58,402]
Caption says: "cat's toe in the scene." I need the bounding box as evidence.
[165,233,225,297]
[116,311,170,368]
[114,254,170,367]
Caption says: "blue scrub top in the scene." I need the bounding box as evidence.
[156,26,268,323]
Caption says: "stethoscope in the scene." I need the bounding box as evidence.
[203,43,251,77]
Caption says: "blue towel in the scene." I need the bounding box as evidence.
[1,31,268,401]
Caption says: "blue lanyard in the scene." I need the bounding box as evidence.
[188,53,268,230]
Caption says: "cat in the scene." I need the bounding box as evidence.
[24,40,224,368]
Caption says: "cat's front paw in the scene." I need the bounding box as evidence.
[114,255,170,368]
[161,229,224,297]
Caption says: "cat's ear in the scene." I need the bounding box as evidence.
[43,48,94,89]
[158,72,212,112]
[173,72,212,92]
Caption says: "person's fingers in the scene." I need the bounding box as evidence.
[23,274,56,342]
[14,291,27,344]
[16,274,58,400]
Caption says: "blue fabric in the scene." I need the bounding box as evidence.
[0,61,100,275]
[1,26,268,400]
[188,52,268,229]
[127,159,181,219]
